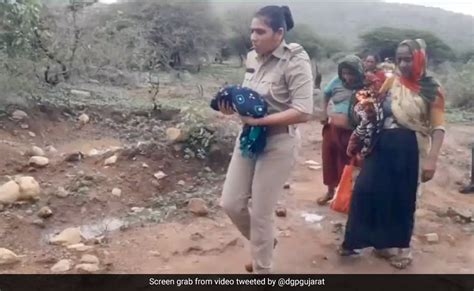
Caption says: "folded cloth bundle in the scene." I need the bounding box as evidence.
[210,85,268,158]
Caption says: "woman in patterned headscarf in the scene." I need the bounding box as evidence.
[340,39,446,270]
[317,55,365,206]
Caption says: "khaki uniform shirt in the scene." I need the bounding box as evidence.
[242,41,314,120]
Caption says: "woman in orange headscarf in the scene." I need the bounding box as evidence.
[340,39,446,269]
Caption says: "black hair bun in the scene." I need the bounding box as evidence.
[281,6,294,31]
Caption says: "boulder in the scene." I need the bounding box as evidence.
[51,259,71,273]
[50,227,82,246]
[0,248,20,265]
[29,156,50,168]
[11,110,28,121]
[0,181,21,204]
[16,176,41,200]
[188,198,209,216]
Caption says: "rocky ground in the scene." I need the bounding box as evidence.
[0,66,473,274]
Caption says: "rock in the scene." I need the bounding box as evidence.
[275,207,287,217]
[75,263,100,273]
[190,232,204,241]
[104,155,118,166]
[0,181,21,204]
[108,146,122,153]
[149,251,161,257]
[80,254,100,265]
[16,176,41,200]
[29,156,50,168]
[78,187,89,195]
[45,146,58,155]
[50,227,82,246]
[415,208,433,219]
[301,212,325,223]
[304,160,321,166]
[37,206,53,219]
[78,113,90,125]
[446,207,472,223]
[51,259,71,273]
[166,128,187,143]
[424,233,439,244]
[67,243,94,252]
[0,248,20,265]
[177,180,185,186]
[28,131,36,137]
[142,163,149,168]
[71,90,92,98]
[11,110,28,121]
[32,219,45,228]
[20,123,29,129]
[131,207,145,213]
[65,152,84,162]
[153,171,167,180]
[27,146,45,157]
[308,165,322,171]
[111,188,122,197]
[55,187,69,198]
[87,149,99,157]
[283,183,290,189]
[187,198,209,216]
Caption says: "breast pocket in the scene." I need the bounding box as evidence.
[265,72,291,104]
[242,72,254,87]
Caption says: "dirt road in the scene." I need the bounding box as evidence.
[0,109,473,274]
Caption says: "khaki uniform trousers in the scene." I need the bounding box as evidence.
[221,130,299,273]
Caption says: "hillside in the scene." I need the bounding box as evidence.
[210,0,474,53]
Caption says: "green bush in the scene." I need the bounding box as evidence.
[434,61,474,109]
[359,27,456,64]
[287,24,346,59]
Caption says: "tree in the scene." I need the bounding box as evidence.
[0,0,42,58]
[286,24,345,60]
[460,50,474,63]
[359,27,456,64]
[33,0,97,84]
[136,1,222,70]
[223,6,255,67]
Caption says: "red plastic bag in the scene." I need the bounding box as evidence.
[331,162,359,214]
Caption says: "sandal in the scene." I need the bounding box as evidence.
[389,252,413,269]
[317,192,334,206]
[373,249,396,260]
[338,246,360,257]
[245,239,278,273]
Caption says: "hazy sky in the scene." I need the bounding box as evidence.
[98,0,474,16]
[385,0,474,16]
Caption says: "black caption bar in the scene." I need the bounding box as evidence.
[0,275,473,291]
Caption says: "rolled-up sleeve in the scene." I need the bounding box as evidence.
[287,56,314,114]
[430,88,446,132]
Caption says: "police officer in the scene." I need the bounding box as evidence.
[218,5,314,274]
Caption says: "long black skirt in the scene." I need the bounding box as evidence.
[342,128,419,250]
